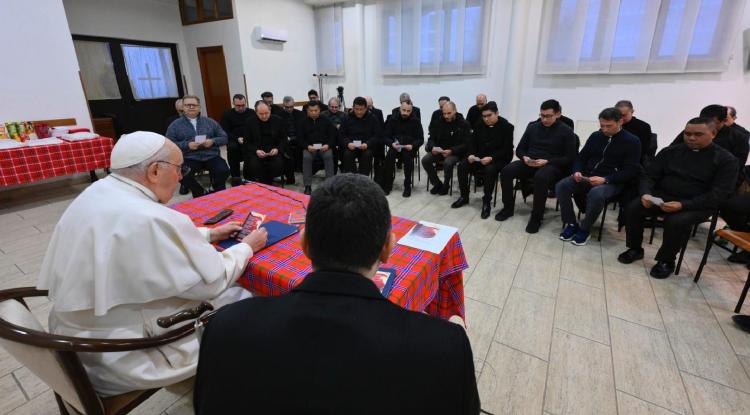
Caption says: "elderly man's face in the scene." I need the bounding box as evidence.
[175,100,184,114]
[353,104,367,119]
[328,101,340,113]
[183,98,200,118]
[150,142,184,204]
[476,95,487,107]
[233,99,247,113]
[256,104,271,122]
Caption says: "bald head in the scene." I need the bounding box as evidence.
[365,96,374,109]
[476,94,487,107]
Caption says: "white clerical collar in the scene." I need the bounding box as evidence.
[109,174,159,202]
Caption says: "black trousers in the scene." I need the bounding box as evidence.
[283,137,302,182]
[457,160,501,203]
[422,152,459,187]
[500,160,563,219]
[342,148,373,176]
[720,193,750,232]
[379,148,415,192]
[247,154,284,185]
[227,140,243,178]
[182,157,230,197]
[625,198,711,262]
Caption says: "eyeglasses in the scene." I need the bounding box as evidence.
[184,104,199,108]
[155,160,190,176]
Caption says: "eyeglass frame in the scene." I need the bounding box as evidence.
[154,160,191,176]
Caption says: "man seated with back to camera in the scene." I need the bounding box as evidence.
[193,174,480,414]
[340,96,381,176]
[496,99,577,233]
[451,101,515,219]
[422,101,471,196]
[618,117,738,279]
[556,107,641,246]
[299,101,337,195]
[378,100,424,197]
[242,101,285,185]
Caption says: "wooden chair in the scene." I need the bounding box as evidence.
[0,287,215,415]
[692,228,750,313]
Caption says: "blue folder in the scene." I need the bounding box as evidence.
[217,220,299,251]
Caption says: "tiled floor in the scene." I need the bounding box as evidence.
[1,169,750,414]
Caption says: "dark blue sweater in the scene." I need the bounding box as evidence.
[574,129,641,184]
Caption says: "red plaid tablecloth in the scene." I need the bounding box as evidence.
[171,183,468,320]
[0,137,114,187]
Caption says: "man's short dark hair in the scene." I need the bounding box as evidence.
[728,106,737,117]
[482,101,499,113]
[700,104,728,122]
[233,94,246,101]
[438,96,451,102]
[599,107,622,122]
[615,100,633,110]
[261,91,273,99]
[305,174,391,272]
[352,96,367,107]
[308,89,319,97]
[540,99,561,113]
[307,100,320,110]
[687,116,717,132]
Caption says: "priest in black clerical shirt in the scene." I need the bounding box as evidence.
[616,100,653,164]
[465,93,488,129]
[243,102,285,185]
[340,96,381,176]
[422,101,471,196]
[279,96,306,185]
[379,101,424,197]
[619,117,738,279]
[390,92,422,121]
[497,99,577,233]
[671,104,748,189]
[451,101,514,219]
[220,94,256,186]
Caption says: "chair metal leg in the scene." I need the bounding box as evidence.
[598,202,608,242]
[692,223,699,237]
[735,270,750,313]
[694,212,720,283]
[675,239,689,275]
[649,216,657,244]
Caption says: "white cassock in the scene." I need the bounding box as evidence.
[37,174,253,397]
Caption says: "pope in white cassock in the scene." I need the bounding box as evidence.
[36,131,267,397]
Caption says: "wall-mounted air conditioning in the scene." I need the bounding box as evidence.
[255,26,288,43]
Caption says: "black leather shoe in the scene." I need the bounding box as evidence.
[728,251,750,264]
[525,219,541,234]
[451,197,469,208]
[650,261,675,279]
[438,184,450,195]
[617,248,644,264]
[430,182,443,195]
[732,315,750,333]
[383,189,391,196]
[481,203,491,219]
[303,186,312,195]
[402,186,411,197]
[494,209,513,222]
[179,184,189,195]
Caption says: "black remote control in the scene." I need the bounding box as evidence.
[204,209,234,225]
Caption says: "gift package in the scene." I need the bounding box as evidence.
[0,121,42,141]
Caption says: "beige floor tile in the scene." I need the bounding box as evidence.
[483,230,528,266]
[464,257,517,308]
[602,245,647,277]
[0,347,22,379]
[560,254,605,289]
[464,298,502,371]
[0,264,23,280]
[512,251,560,298]
[439,205,476,231]
[477,342,548,415]
[463,214,503,242]
[129,378,194,415]
[544,330,617,415]
[604,270,664,331]
[610,317,691,415]
[659,304,750,393]
[12,366,48,400]
[165,392,194,415]
[5,389,57,415]
[525,232,564,260]
[682,372,750,415]
[697,274,746,313]
[0,373,27,414]
[554,279,609,344]
[739,355,750,378]
[460,236,491,278]
[650,277,714,319]
[616,391,683,415]
[0,226,40,246]
[495,288,555,361]
[711,307,750,358]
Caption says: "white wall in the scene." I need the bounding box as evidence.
[234,0,319,103]
[0,0,91,129]
[62,0,193,96]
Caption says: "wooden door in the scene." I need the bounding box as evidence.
[197,46,230,122]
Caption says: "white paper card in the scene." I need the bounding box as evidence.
[397,221,458,254]
[195,135,207,144]
[469,155,480,162]
[353,140,362,148]
[312,143,323,150]
[645,195,665,206]
[432,146,444,153]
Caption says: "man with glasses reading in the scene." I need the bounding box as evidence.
[166,95,231,197]
[37,131,268,397]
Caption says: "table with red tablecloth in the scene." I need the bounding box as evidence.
[0,137,114,187]
[171,183,468,321]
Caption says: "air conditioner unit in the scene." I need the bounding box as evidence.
[255,26,288,43]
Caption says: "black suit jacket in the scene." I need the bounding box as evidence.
[194,271,480,415]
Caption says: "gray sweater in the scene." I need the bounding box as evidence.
[166,115,228,162]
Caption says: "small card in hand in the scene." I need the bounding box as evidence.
[288,209,306,224]
[235,211,266,241]
[373,268,397,297]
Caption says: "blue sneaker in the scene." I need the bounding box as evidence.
[559,224,579,241]
[571,229,590,246]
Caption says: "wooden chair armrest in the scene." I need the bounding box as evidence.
[157,302,214,328]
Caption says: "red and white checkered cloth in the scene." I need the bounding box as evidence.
[171,183,469,321]
[0,137,113,187]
